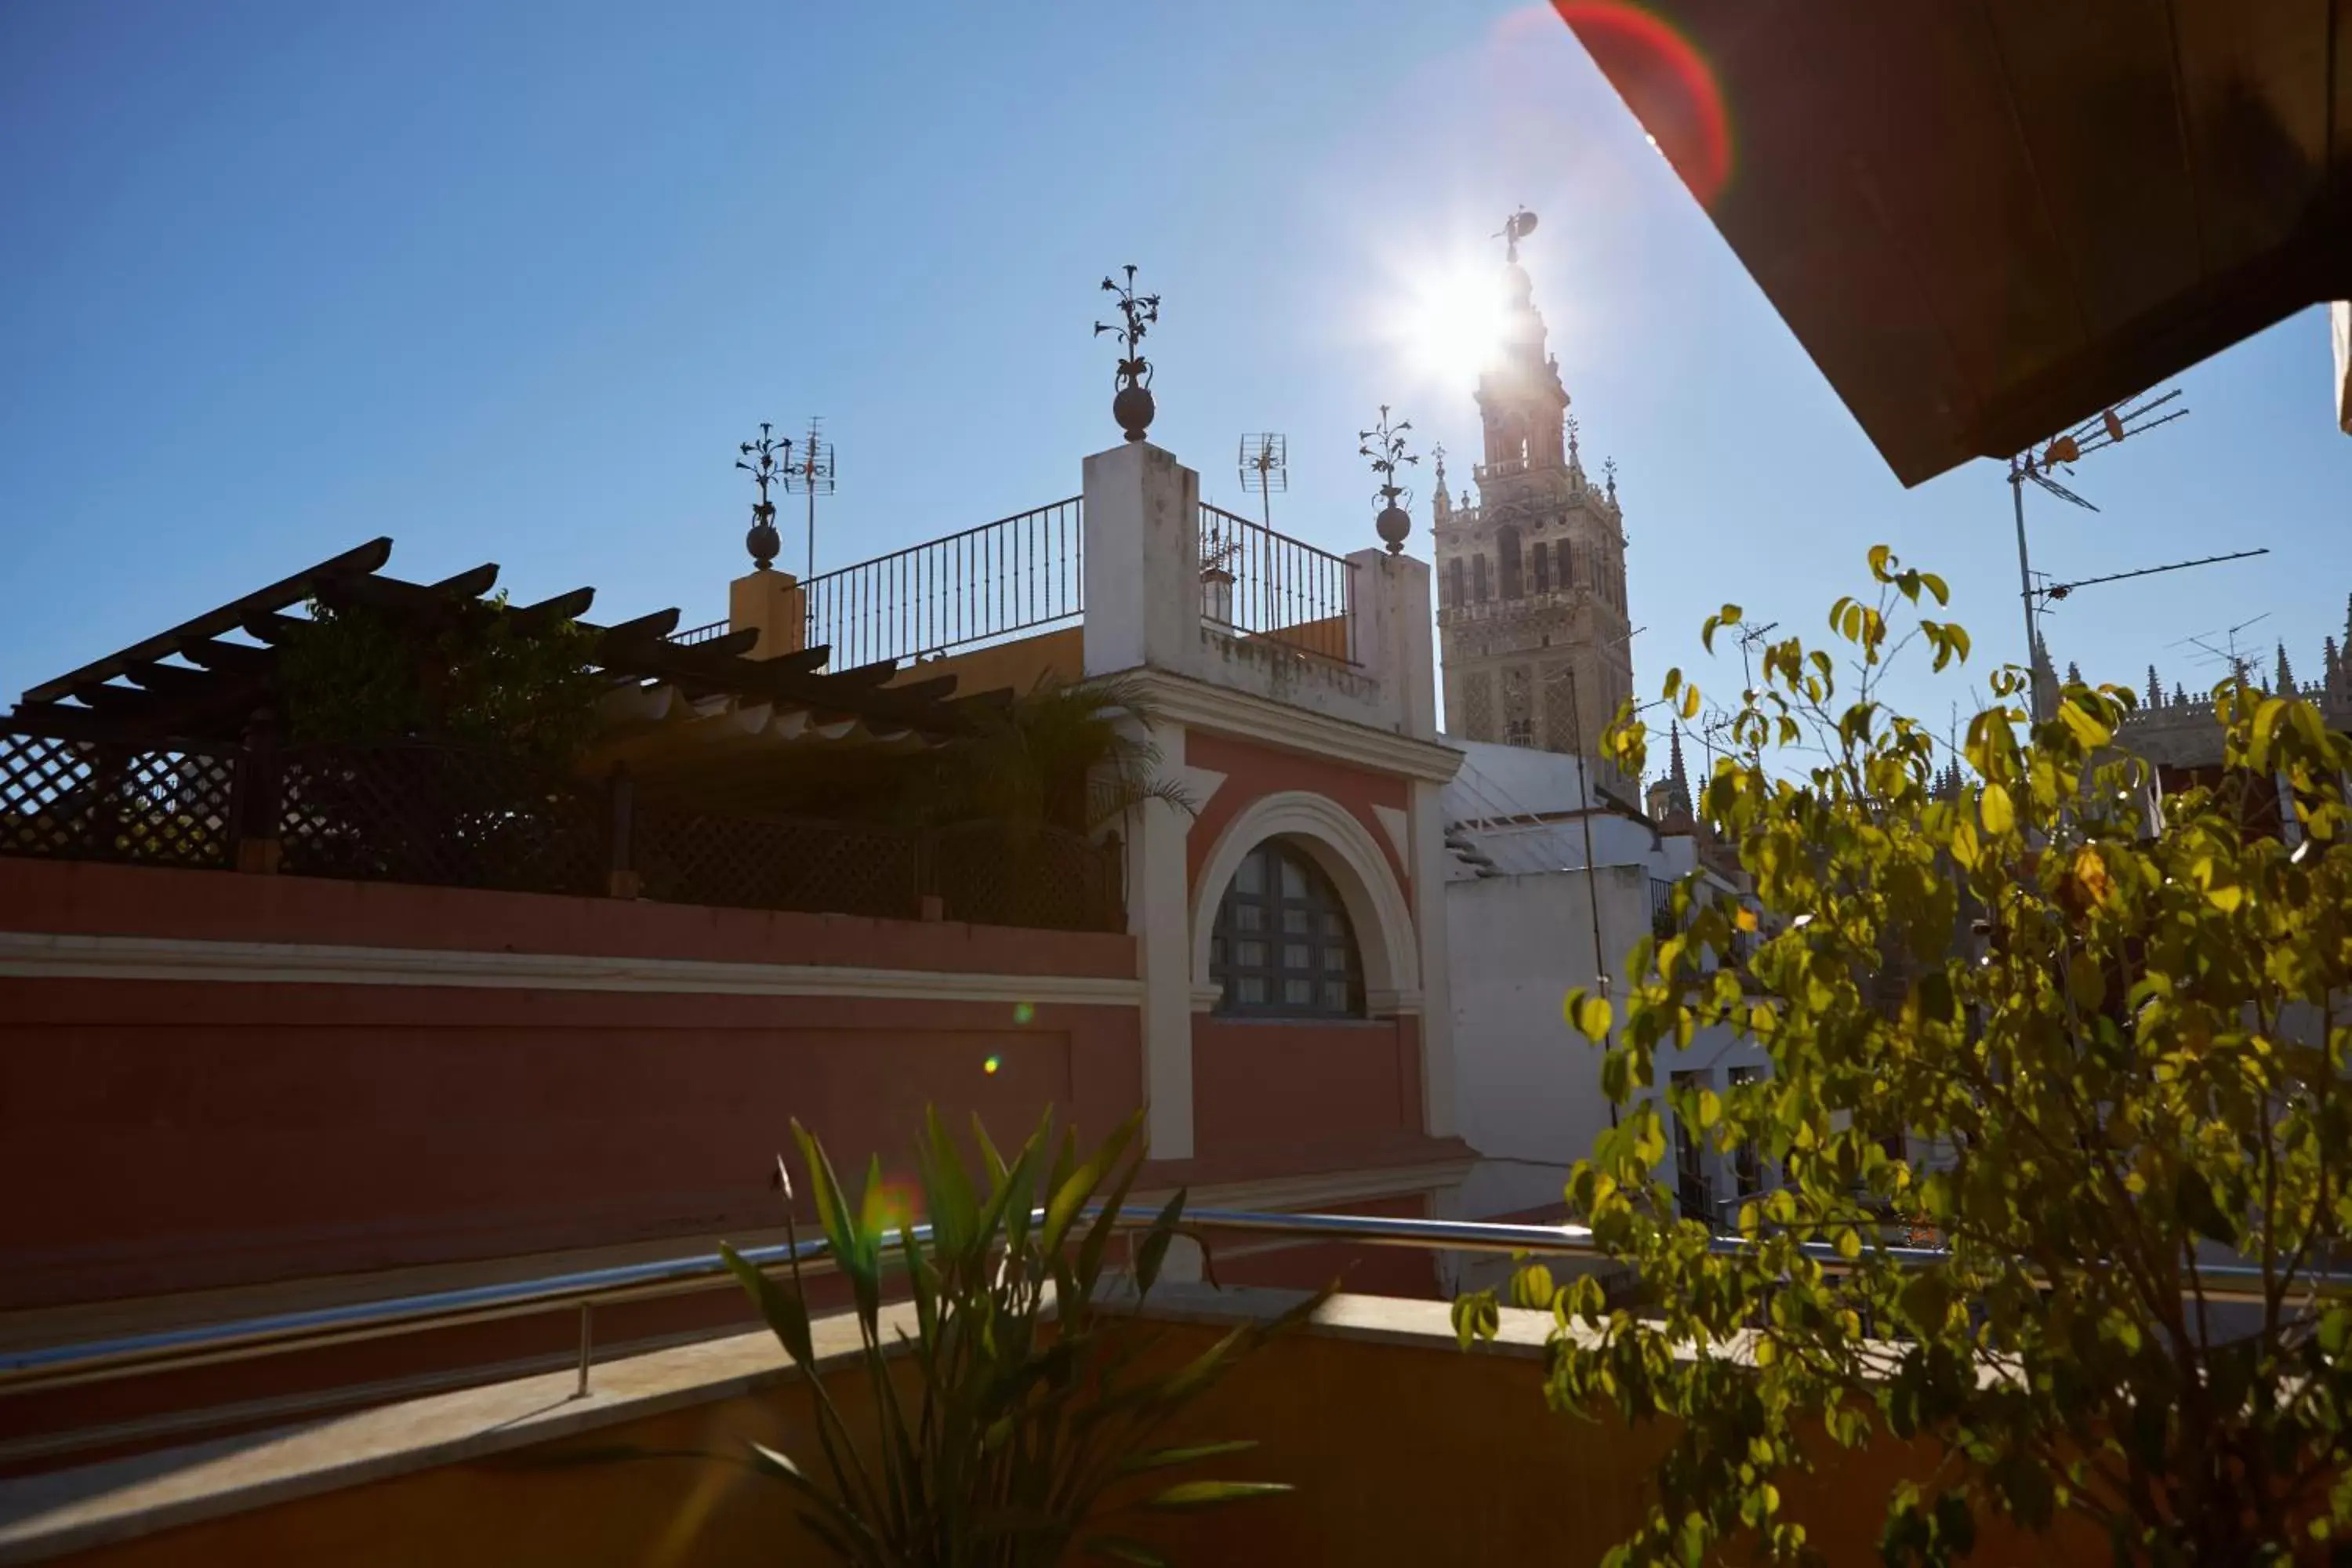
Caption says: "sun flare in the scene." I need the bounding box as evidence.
[1391,262,1510,396]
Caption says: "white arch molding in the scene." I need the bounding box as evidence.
[1188,789,1421,1014]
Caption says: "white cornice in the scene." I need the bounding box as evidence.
[1107,668,1463,782]
[0,933,1145,1007]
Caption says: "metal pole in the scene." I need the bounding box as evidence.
[807,485,817,583]
[575,1300,593,1398]
[1564,666,1619,1132]
[2010,466,2041,723]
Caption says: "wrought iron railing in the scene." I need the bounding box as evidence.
[800,497,1083,670]
[0,728,1123,934]
[669,619,732,646]
[1196,504,1357,665]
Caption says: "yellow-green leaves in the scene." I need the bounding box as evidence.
[1565,988,1614,1040]
[1980,781,2016,835]
[1523,544,2352,1568]
[2057,696,2112,750]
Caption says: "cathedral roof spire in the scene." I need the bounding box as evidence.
[1667,723,1692,815]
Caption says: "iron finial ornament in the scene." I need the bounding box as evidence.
[1603,455,1617,503]
[1094,264,1162,442]
[1358,404,1419,555]
[735,422,792,571]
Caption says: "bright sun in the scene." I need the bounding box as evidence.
[1394,263,1509,394]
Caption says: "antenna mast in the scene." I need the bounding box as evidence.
[1239,434,1287,531]
[783,416,836,581]
[2005,387,2190,720]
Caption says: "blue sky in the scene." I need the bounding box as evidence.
[4,1,2345,745]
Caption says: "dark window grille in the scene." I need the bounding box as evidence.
[1497,526,1524,600]
[1531,540,1551,594]
[1672,1068,1713,1224]
[1446,557,1465,607]
[1650,877,1676,939]
[1209,838,1363,1018]
[1729,1064,1766,1198]
[1472,554,1490,603]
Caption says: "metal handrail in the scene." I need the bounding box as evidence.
[2,1207,2336,1404]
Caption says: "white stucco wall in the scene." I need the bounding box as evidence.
[1440,736,1771,1229]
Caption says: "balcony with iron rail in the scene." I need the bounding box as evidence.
[665,439,1442,746]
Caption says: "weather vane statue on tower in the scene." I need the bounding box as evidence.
[1497,206,1539,264]
[1094,264,1162,443]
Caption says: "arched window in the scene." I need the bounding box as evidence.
[1497,526,1523,599]
[1557,541,1574,590]
[1531,537,1552,594]
[1209,839,1363,1018]
[1446,557,1465,607]
[1472,554,1490,602]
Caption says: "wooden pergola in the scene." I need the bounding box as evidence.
[9,539,1000,801]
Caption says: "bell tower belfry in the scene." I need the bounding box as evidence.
[1434,209,1635,767]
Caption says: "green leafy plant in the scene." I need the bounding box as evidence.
[280,594,604,763]
[911,675,1196,834]
[720,1107,1319,1566]
[1457,546,2352,1565]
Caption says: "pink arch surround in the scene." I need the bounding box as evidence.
[1187,789,1420,1013]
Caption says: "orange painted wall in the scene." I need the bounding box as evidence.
[885,626,1083,700]
[1,979,1142,1310]
[1181,730,1411,896]
[0,858,1133,978]
[1190,1015,1425,1174]
[0,860,1143,1310]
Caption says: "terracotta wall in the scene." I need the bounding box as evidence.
[0,861,1142,1308]
[885,626,1083,700]
[1181,731,1411,895]
[1189,1014,1423,1176]
[0,858,1133,978]
[2,982,1141,1309]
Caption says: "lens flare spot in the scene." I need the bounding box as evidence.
[1552,1,1733,208]
[982,1053,1004,1075]
[860,1177,922,1237]
[1012,1001,1036,1025]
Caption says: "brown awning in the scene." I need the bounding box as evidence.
[1561,0,2352,485]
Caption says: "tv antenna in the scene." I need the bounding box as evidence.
[2034,547,2269,611]
[1734,619,1780,695]
[783,416,836,581]
[2005,387,2189,720]
[1239,434,1287,531]
[2172,612,2272,687]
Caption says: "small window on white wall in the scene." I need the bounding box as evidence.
[1208,839,1363,1018]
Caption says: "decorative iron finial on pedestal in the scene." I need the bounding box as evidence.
[1094,265,1162,443]
[1566,413,1581,468]
[735,422,793,570]
[1359,405,1419,555]
[1603,456,1618,503]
